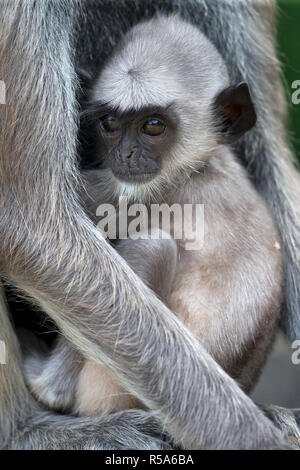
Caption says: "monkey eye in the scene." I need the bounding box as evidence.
[142,118,166,137]
[100,115,121,134]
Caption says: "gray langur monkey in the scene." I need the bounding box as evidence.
[0,0,299,450]
[25,15,284,421]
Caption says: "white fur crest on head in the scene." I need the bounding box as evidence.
[92,14,229,112]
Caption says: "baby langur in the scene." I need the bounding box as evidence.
[24,15,283,417]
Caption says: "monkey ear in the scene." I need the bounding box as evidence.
[214,82,257,143]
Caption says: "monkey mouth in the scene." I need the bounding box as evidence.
[112,171,158,184]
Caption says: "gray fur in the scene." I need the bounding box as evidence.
[30,15,285,419]
[117,229,178,301]
[76,0,300,339]
[0,0,298,450]
[262,405,300,448]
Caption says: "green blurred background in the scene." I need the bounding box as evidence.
[278,0,300,162]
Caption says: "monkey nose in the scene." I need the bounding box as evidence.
[121,148,139,163]
[125,151,134,159]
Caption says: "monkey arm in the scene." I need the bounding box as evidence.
[116,230,178,301]
[0,0,293,450]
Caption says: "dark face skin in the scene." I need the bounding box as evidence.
[92,105,178,183]
[80,82,256,177]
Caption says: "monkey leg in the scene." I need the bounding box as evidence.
[21,304,145,417]
[22,332,83,413]
[22,329,139,418]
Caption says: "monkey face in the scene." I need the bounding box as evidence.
[94,105,178,184]
[82,80,256,194]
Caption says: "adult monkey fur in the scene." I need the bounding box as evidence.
[24,14,283,418]
[0,0,299,450]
